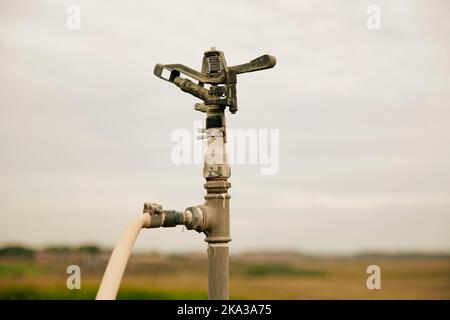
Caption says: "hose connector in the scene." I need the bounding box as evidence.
[143,203,185,228]
[143,202,207,231]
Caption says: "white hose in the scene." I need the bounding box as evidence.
[96,213,151,300]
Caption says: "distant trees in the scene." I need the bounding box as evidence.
[0,244,102,256]
[43,245,72,253]
[77,245,101,254]
[0,245,35,257]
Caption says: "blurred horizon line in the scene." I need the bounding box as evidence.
[1,242,449,258]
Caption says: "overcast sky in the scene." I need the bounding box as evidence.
[0,0,449,254]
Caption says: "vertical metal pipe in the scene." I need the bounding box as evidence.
[204,193,231,300]
[207,243,229,300]
[203,104,231,300]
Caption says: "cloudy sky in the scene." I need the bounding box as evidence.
[0,0,449,254]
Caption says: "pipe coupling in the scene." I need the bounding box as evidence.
[184,206,207,232]
[143,203,207,232]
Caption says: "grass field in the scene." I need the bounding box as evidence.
[0,250,449,299]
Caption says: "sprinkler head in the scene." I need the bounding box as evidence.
[154,48,276,114]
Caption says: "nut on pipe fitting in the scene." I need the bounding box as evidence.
[184,206,207,232]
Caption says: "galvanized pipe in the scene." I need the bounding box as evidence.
[201,192,231,299]
[207,243,229,299]
[201,103,232,300]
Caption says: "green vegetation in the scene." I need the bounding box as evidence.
[0,286,96,300]
[0,285,207,300]
[77,245,101,254]
[43,245,73,253]
[0,264,41,277]
[245,263,326,277]
[43,244,101,254]
[0,245,35,257]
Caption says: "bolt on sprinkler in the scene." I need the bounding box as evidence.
[151,48,276,299]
